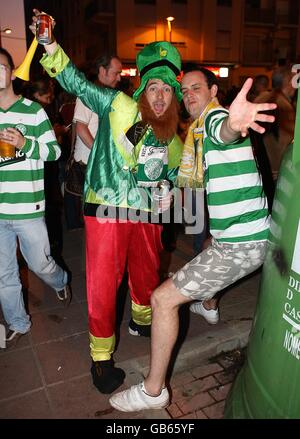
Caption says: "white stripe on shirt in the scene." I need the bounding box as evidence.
[205,146,254,165]
[209,197,267,219]
[0,179,44,193]
[210,217,270,240]
[0,201,45,215]
[207,173,261,193]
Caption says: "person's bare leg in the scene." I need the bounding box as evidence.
[199,237,218,311]
[142,278,191,396]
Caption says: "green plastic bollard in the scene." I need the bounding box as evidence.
[224,98,300,418]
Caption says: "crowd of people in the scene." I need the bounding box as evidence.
[0,7,296,413]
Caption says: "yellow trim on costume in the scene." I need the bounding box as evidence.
[89,333,115,361]
[40,44,70,78]
[131,302,152,326]
[109,92,141,168]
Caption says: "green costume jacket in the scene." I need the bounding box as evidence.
[41,46,183,214]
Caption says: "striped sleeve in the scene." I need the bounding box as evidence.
[22,107,61,162]
[0,98,60,219]
[204,108,229,145]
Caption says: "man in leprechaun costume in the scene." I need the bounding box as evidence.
[30,9,183,394]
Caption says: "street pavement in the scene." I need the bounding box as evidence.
[0,225,261,419]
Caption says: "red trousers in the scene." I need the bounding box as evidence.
[84,217,163,341]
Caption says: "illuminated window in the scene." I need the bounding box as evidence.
[121,68,137,77]
[205,67,229,78]
[219,67,229,78]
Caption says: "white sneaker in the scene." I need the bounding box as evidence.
[189,301,219,324]
[109,381,169,412]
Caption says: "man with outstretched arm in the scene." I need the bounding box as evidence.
[109,68,277,411]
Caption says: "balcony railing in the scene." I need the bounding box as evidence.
[245,5,299,26]
[244,7,275,24]
[85,0,115,21]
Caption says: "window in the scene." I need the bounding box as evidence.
[216,30,231,61]
[246,0,260,7]
[217,0,232,6]
[243,34,273,64]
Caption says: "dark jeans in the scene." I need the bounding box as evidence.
[64,191,84,230]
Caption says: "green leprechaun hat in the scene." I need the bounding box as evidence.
[133,41,182,102]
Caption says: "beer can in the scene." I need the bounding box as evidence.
[153,179,171,214]
[157,179,171,197]
[36,13,54,45]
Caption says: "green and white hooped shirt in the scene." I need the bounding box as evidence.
[0,97,60,219]
[202,108,270,243]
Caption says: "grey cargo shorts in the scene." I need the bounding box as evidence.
[172,239,267,301]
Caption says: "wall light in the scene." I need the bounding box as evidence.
[166,16,175,42]
[1,28,12,35]
[0,27,12,47]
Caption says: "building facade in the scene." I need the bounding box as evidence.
[0,0,27,67]
[22,0,300,88]
[115,0,300,88]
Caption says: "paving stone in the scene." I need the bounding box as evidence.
[171,385,188,401]
[170,370,196,387]
[100,410,145,419]
[195,409,209,419]
[180,376,220,398]
[30,303,87,344]
[0,348,42,400]
[166,403,183,418]
[191,362,223,379]
[209,383,232,402]
[214,370,237,385]
[202,400,226,419]
[178,412,197,419]
[35,333,90,385]
[0,390,52,419]
[48,375,117,419]
[176,391,215,415]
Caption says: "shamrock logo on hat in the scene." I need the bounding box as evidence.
[160,48,167,58]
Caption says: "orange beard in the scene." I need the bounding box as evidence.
[138,92,179,143]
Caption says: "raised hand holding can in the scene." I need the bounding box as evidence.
[36,12,54,45]
[153,180,171,214]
